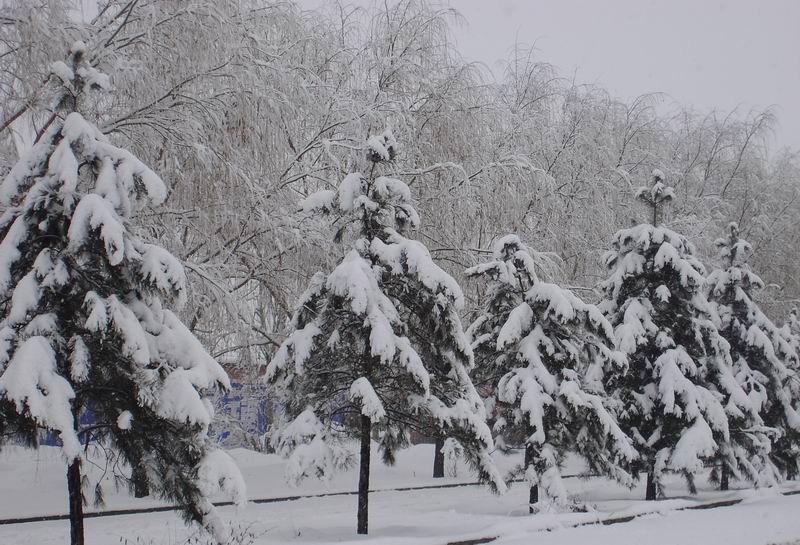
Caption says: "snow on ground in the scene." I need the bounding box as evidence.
[1,443,800,544]
[498,491,800,545]
[0,443,524,519]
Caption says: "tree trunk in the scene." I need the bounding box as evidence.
[529,483,539,511]
[720,463,730,491]
[357,414,371,535]
[433,436,445,478]
[132,461,149,498]
[68,457,84,545]
[645,468,657,501]
[524,438,538,513]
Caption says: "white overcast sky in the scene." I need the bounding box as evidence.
[299,0,800,151]
[447,0,800,151]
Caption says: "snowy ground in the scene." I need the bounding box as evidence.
[2,444,800,545]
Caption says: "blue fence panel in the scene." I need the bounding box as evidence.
[37,385,269,449]
[212,382,270,445]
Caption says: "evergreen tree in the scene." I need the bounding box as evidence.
[709,224,800,481]
[0,43,245,545]
[706,223,791,487]
[466,234,636,511]
[600,170,755,500]
[266,129,504,535]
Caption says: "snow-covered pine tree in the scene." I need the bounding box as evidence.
[400,258,482,480]
[708,223,800,482]
[705,223,793,487]
[266,129,505,535]
[600,170,756,500]
[0,43,245,545]
[466,234,636,512]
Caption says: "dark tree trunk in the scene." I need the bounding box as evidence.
[433,436,445,478]
[68,457,84,545]
[524,438,538,513]
[646,468,657,501]
[132,461,149,498]
[529,483,539,511]
[357,414,371,535]
[720,463,730,491]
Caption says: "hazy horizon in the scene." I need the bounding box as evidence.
[449,0,800,153]
[300,0,800,152]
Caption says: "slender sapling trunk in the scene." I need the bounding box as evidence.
[524,437,538,513]
[720,463,730,491]
[133,461,149,498]
[357,414,371,535]
[68,457,84,545]
[646,467,657,501]
[433,436,445,478]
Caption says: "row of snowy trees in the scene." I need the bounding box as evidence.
[2,73,798,539]
[1,1,800,542]
[268,134,800,533]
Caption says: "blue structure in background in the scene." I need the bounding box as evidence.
[41,407,97,446]
[213,382,270,445]
[40,383,269,448]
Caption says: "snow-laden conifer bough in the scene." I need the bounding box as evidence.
[466,234,637,512]
[0,42,245,545]
[599,170,762,500]
[706,222,800,484]
[783,309,800,360]
[265,128,506,535]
